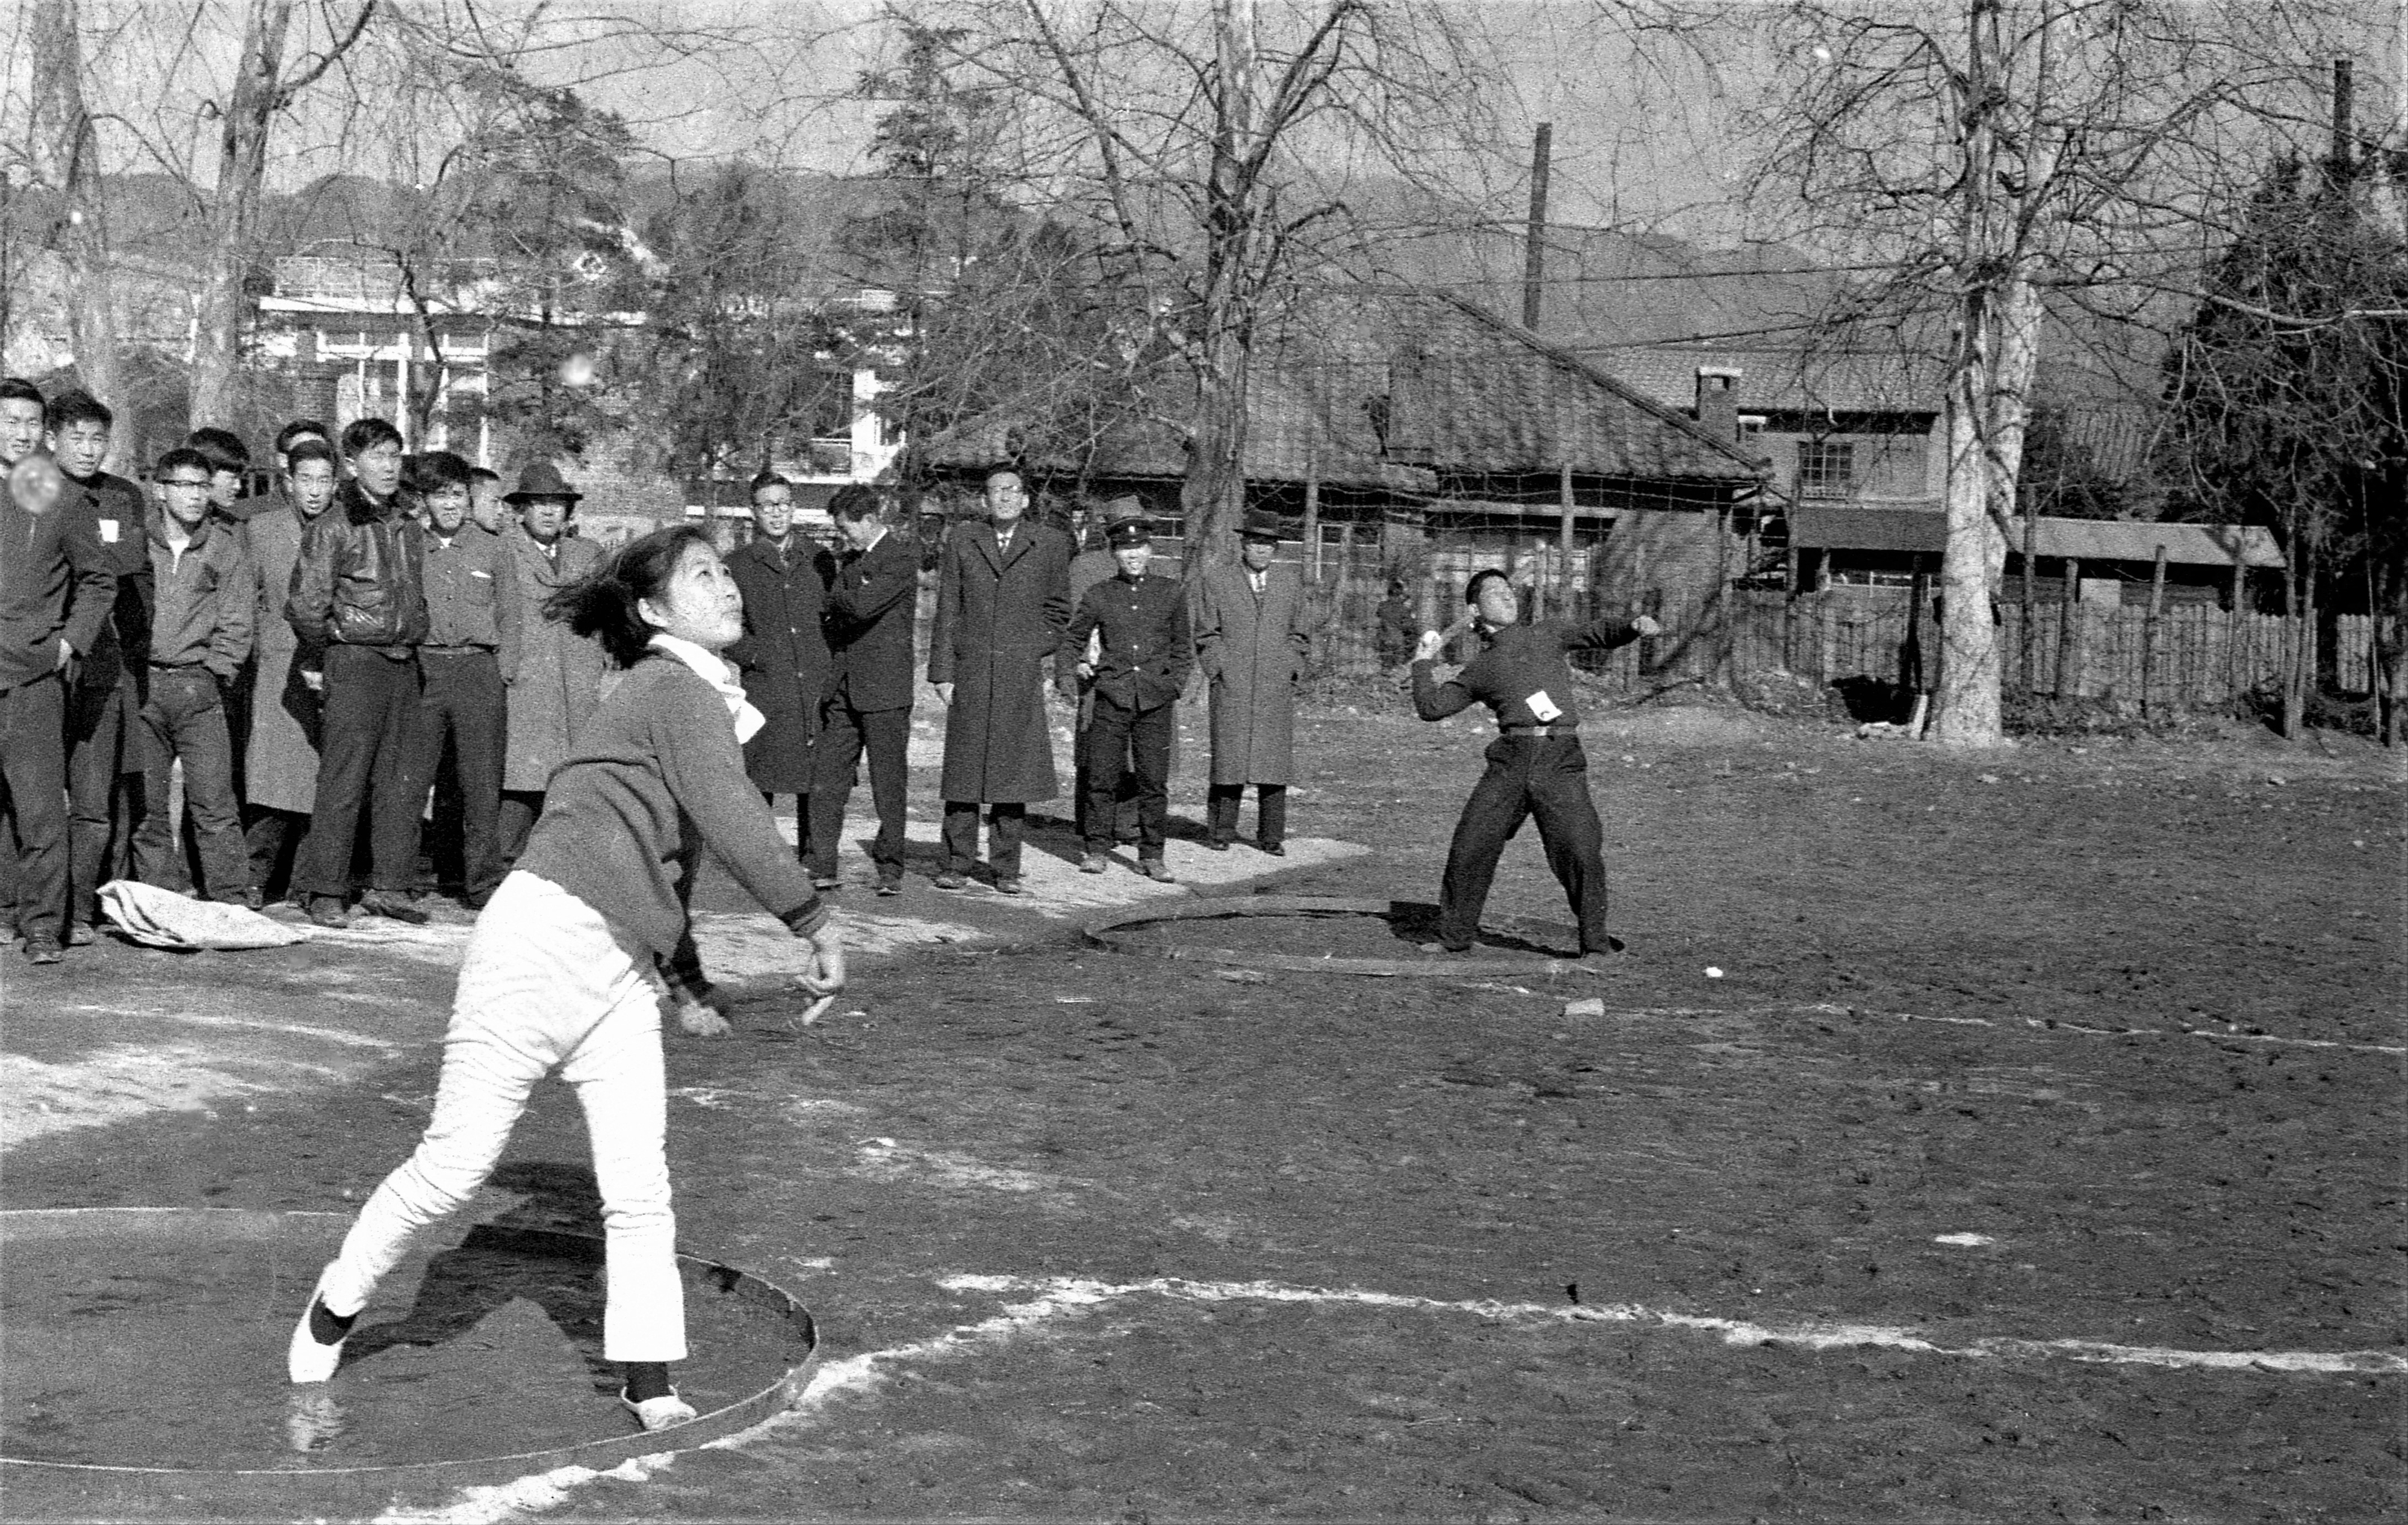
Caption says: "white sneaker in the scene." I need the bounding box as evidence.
[287,1263,352,1384]
[621,1388,699,1432]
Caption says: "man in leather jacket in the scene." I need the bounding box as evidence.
[284,417,431,927]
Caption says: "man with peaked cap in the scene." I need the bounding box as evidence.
[1066,517,1190,881]
[1061,495,1153,845]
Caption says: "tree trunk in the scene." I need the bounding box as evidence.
[1928,0,2012,748]
[29,0,120,411]
[189,0,297,431]
[1930,317,2008,745]
[1181,0,1262,572]
[1181,331,1251,571]
[2279,530,2309,738]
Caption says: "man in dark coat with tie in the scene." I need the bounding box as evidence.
[928,467,1070,895]
[727,471,834,871]
[1066,518,1190,882]
[808,484,919,896]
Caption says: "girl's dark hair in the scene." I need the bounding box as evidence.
[547,524,718,668]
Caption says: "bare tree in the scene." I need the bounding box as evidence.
[26,0,120,408]
[1747,0,2354,745]
[187,0,381,430]
[899,0,1507,565]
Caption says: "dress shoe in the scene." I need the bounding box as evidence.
[1140,859,1176,884]
[1254,840,1285,857]
[64,922,95,947]
[356,890,429,925]
[995,877,1025,896]
[22,941,63,965]
[812,876,842,892]
[875,878,902,898]
[1205,838,1230,852]
[1415,940,1473,955]
[1079,854,1109,875]
[932,872,967,891]
[305,895,351,928]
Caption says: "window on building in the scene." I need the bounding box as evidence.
[1797,439,1855,499]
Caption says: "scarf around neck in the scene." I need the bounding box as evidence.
[647,633,765,745]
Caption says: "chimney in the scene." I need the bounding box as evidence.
[1695,367,1742,445]
[2333,58,2353,169]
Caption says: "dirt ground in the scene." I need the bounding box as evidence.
[2,691,2401,1523]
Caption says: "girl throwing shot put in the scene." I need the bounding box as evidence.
[288,525,845,1432]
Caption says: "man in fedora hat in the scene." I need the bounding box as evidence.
[1193,508,1310,855]
[1066,516,1190,881]
[286,417,431,927]
[497,462,606,868]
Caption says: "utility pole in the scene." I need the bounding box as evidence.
[1522,122,1552,331]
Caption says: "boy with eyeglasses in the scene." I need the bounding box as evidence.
[131,447,255,900]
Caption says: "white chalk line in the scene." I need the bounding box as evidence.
[1795,1003,2404,1057]
[940,1275,2408,1376]
[371,1282,1102,1525]
[379,1270,2404,1525]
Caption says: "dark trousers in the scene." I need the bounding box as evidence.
[1436,735,1612,954]
[1084,695,1173,856]
[246,808,311,901]
[808,699,911,882]
[66,672,136,922]
[0,674,70,946]
[1208,783,1288,847]
[409,650,508,900]
[133,666,250,899]
[763,790,814,869]
[498,790,542,865]
[1072,691,1146,844]
[294,645,426,899]
[942,801,1026,879]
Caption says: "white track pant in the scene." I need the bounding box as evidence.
[321,871,686,1362]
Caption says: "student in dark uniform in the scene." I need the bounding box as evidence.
[48,391,155,935]
[0,385,118,963]
[1409,568,1659,961]
[1066,518,1191,883]
[808,485,918,896]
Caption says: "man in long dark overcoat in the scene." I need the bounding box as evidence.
[809,485,918,895]
[928,467,1069,895]
[1194,508,1312,854]
[242,438,340,899]
[727,472,833,874]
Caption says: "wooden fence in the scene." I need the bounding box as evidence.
[1302,568,2379,713]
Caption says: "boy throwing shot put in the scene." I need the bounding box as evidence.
[1410,570,1659,962]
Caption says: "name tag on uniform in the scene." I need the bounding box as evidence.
[98,519,120,544]
[1526,689,1563,722]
